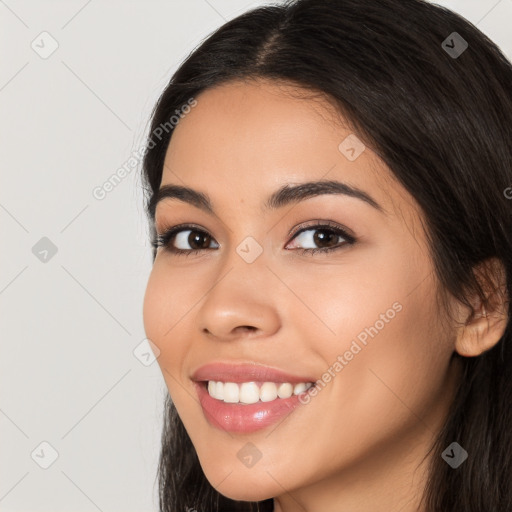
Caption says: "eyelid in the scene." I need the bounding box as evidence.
[286,219,356,242]
[155,222,208,237]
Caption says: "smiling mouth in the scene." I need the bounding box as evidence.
[202,380,315,404]
[194,377,317,433]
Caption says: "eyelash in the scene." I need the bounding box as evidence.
[151,220,356,257]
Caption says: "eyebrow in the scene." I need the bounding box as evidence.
[148,179,385,219]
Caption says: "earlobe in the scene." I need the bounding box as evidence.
[454,257,510,358]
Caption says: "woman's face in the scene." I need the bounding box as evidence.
[143,79,462,509]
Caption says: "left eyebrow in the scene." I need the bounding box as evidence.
[149,179,386,219]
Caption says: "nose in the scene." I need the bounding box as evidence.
[195,249,281,342]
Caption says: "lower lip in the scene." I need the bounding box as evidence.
[194,381,313,433]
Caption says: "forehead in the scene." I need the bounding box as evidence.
[160,79,418,224]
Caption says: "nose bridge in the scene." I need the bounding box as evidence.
[222,228,272,293]
[216,213,270,284]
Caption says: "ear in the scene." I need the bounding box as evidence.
[455,257,510,357]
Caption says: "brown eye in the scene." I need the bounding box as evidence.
[152,225,220,255]
[287,224,354,254]
[184,230,212,250]
[171,228,218,252]
[312,228,340,248]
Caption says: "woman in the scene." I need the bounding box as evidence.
[141,0,512,510]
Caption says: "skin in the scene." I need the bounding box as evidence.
[142,79,508,512]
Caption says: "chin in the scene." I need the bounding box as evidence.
[201,465,279,502]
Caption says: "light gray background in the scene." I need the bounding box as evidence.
[1,1,511,511]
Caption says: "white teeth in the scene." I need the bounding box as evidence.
[277,382,293,398]
[293,382,307,394]
[215,381,223,400]
[223,382,239,403]
[206,380,314,403]
[239,382,260,404]
[260,382,278,402]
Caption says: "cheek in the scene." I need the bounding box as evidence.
[142,261,210,400]
[142,264,188,368]
[142,267,167,344]
[330,282,446,434]
[290,248,447,415]
[142,265,205,440]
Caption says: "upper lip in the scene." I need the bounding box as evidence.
[191,361,316,384]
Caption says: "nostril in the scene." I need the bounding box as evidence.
[239,326,257,332]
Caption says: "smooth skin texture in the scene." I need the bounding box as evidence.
[143,79,508,512]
